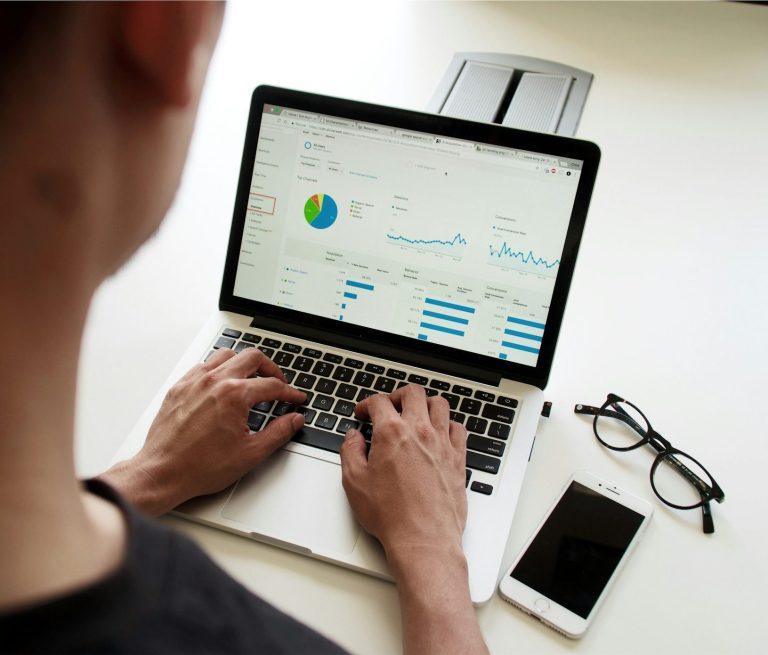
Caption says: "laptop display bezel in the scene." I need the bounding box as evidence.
[219,86,600,389]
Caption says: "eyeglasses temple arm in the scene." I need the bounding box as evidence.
[574,404,648,437]
[702,501,714,534]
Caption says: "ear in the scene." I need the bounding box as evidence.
[117,2,218,107]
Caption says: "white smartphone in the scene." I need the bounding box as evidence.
[499,471,653,639]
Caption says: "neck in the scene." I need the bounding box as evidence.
[0,182,126,613]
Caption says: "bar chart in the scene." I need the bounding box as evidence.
[498,315,545,360]
[418,297,475,341]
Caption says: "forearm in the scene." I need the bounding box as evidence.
[388,543,489,655]
[98,457,181,517]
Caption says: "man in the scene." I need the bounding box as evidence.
[0,4,488,654]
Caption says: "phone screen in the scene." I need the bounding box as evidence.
[510,481,645,619]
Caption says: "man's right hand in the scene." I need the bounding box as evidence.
[340,384,488,655]
[340,384,468,558]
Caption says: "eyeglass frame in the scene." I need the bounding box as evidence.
[574,393,725,534]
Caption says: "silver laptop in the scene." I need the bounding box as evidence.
[113,86,600,604]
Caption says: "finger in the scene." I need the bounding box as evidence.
[427,395,450,435]
[387,383,430,421]
[354,392,400,423]
[340,429,368,481]
[218,347,285,381]
[198,347,236,372]
[448,420,467,451]
[247,413,303,464]
[243,376,306,408]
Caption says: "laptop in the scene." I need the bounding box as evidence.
[113,85,600,604]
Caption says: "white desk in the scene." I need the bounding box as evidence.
[76,2,768,653]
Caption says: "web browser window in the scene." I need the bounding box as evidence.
[233,105,583,367]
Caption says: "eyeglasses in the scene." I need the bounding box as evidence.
[574,393,725,534]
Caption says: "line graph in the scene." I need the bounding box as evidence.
[386,231,467,257]
[488,241,560,276]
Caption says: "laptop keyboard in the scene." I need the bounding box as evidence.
[209,327,520,496]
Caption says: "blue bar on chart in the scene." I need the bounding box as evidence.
[418,334,428,341]
[345,280,375,291]
[498,315,545,358]
[343,292,357,299]
[419,298,475,339]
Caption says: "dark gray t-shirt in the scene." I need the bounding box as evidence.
[0,480,347,654]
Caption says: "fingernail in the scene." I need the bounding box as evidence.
[293,413,304,429]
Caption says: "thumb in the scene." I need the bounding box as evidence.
[340,429,368,477]
[247,412,303,464]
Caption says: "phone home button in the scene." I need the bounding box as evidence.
[534,598,550,613]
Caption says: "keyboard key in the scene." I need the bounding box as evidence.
[337,418,360,434]
[465,469,471,488]
[315,413,338,431]
[311,394,335,411]
[214,336,235,350]
[356,388,376,402]
[466,417,488,434]
[488,422,511,440]
[450,411,466,424]
[336,383,358,400]
[396,381,408,389]
[425,388,438,397]
[470,481,493,495]
[474,390,496,403]
[282,342,302,353]
[333,399,356,417]
[247,412,266,431]
[295,373,317,389]
[360,423,374,440]
[467,434,506,457]
[258,346,274,357]
[498,396,519,409]
[452,384,472,397]
[263,338,281,349]
[303,348,322,359]
[253,400,274,412]
[292,425,344,454]
[234,342,255,353]
[222,328,242,339]
[429,379,450,391]
[466,451,500,474]
[373,377,395,393]
[323,353,343,364]
[281,368,296,384]
[273,351,294,367]
[365,363,385,374]
[295,407,316,424]
[315,379,337,395]
[241,333,261,344]
[344,357,364,369]
[353,371,375,388]
[299,392,314,406]
[312,361,334,377]
[481,405,515,423]
[387,368,406,380]
[441,392,460,410]
[332,366,354,382]
[407,374,428,386]
[459,398,482,415]
[273,402,294,417]
[293,356,314,372]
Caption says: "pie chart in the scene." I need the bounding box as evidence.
[304,193,338,230]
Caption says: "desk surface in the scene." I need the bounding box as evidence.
[76,2,768,653]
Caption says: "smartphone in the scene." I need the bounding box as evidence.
[499,471,652,639]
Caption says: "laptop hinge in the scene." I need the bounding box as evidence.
[248,315,502,387]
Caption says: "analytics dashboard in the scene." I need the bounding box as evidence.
[233,104,582,367]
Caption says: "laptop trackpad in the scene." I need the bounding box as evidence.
[221,450,360,555]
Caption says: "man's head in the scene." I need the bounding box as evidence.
[0,2,223,295]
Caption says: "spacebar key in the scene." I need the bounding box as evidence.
[291,425,344,454]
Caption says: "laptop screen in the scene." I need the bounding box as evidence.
[232,103,584,368]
